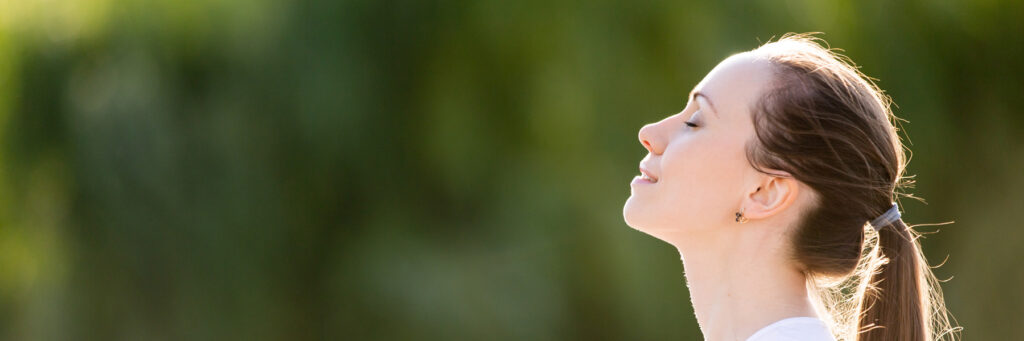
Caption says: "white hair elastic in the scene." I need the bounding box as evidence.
[869,202,901,231]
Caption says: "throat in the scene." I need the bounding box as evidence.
[677,240,820,341]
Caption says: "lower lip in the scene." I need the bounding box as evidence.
[631,176,656,185]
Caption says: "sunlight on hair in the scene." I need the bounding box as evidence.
[754,32,962,341]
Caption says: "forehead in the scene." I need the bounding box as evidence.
[692,53,775,119]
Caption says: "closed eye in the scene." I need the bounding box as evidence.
[684,121,699,128]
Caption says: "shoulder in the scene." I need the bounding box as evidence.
[746,317,836,341]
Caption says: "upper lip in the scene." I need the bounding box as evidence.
[639,165,659,182]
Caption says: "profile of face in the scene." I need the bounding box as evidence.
[623,52,805,243]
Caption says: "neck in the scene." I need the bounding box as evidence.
[669,226,820,341]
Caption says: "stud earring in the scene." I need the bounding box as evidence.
[735,209,748,224]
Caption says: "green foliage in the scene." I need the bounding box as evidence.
[0,0,1021,339]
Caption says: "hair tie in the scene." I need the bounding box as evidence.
[869,202,901,231]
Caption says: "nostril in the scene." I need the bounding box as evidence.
[638,124,657,152]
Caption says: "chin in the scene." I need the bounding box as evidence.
[622,197,649,230]
[623,199,690,243]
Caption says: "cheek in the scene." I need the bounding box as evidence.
[660,136,748,222]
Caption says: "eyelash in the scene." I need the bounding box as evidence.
[684,121,699,128]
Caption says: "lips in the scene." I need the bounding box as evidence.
[639,166,659,183]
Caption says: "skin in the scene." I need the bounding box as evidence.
[622,52,823,341]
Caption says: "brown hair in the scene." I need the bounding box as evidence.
[744,33,961,341]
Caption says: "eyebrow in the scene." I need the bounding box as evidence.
[689,90,720,118]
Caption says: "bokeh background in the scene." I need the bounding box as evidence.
[0,0,1021,340]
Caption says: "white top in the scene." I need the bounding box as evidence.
[745,317,836,341]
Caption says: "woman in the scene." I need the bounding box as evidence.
[622,33,960,341]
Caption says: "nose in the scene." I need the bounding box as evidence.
[638,122,663,155]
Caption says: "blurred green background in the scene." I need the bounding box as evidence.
[0,0,1020,340]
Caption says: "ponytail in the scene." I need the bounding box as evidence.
[853,216,960,340]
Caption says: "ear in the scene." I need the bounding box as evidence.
[741,171,800,221]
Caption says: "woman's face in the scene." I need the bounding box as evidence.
[623,53,776,241]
